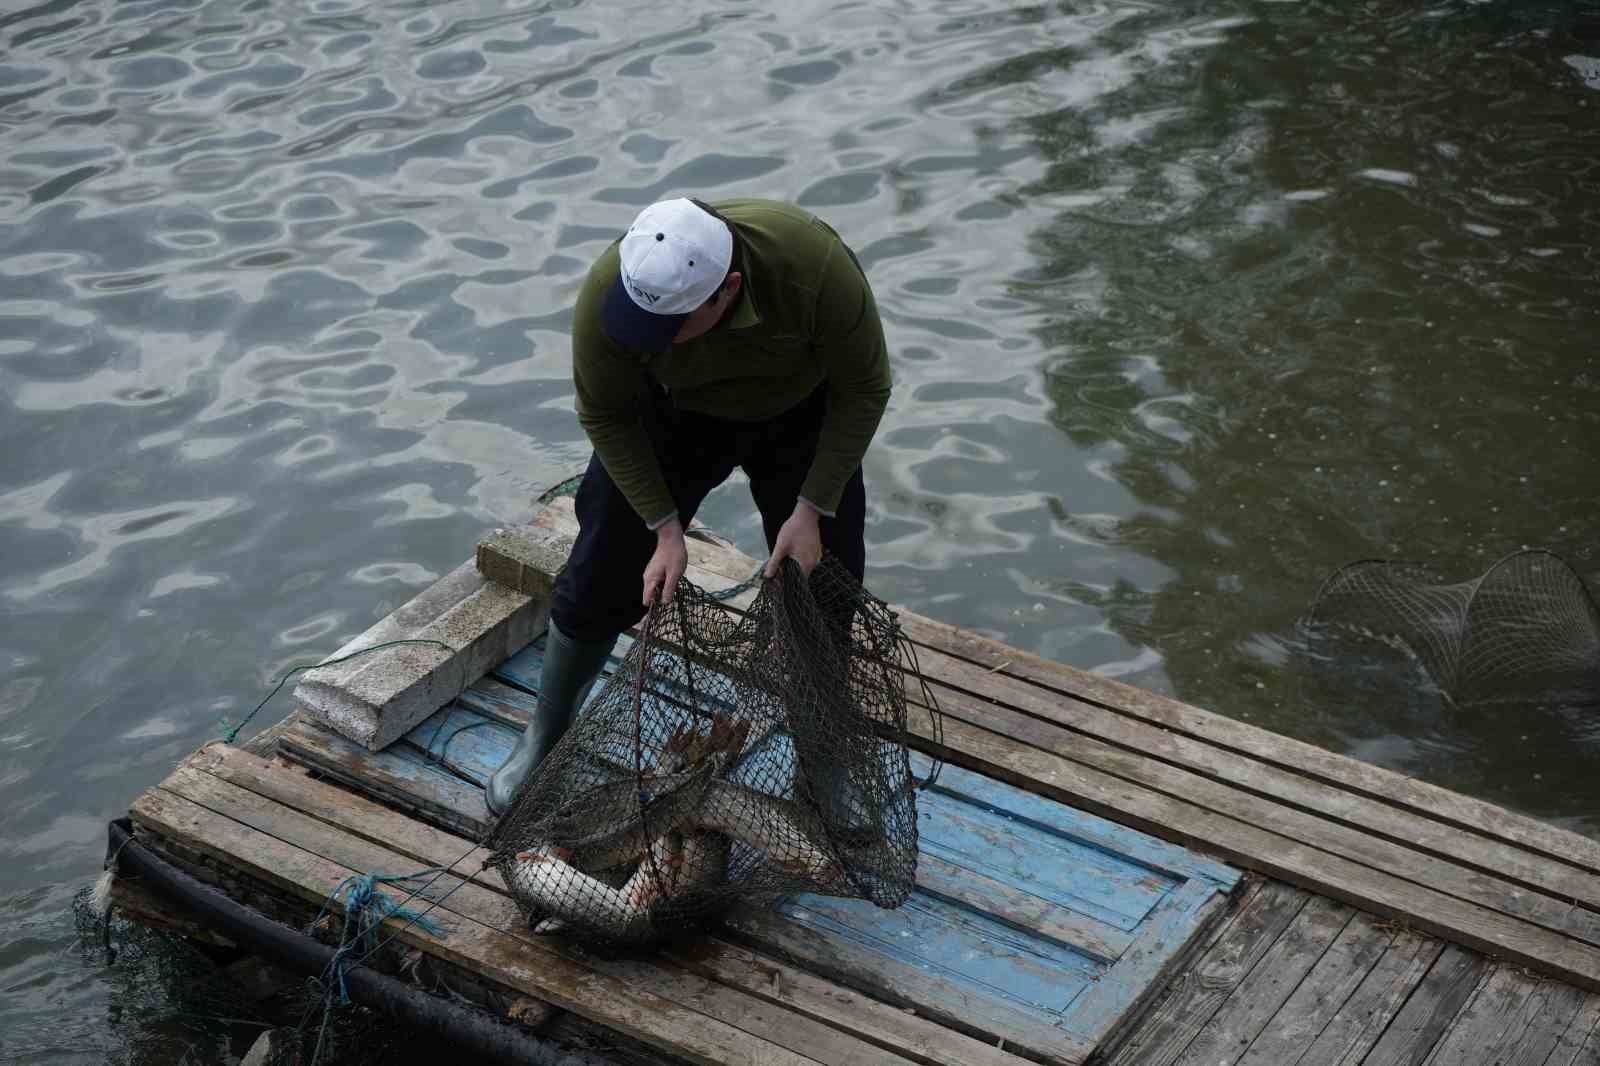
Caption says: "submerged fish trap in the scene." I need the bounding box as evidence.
[484,556,937,945]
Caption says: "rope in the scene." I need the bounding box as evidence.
[300,850,481,1064]
[219,638,461,745]
[419,704,497,788]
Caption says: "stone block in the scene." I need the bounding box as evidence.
[475,525,570,597]
[293,530,571,751]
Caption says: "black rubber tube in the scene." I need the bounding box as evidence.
[105,819,616,1066]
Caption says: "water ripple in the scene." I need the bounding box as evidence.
[3,0,1599,1049]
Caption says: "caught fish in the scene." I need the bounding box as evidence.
[618,830,685,909]
[511,847,653,941]
[694,779,843,886]
[677,831,730,896]
[540,762,716,873]
[533,714,750,875]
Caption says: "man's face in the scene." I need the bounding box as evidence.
[672,273,743,344]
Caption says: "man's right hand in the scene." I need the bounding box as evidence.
[642,518,687,606]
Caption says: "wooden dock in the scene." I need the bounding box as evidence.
[113,497,1600,1065]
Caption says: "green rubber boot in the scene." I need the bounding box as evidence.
[486,620,617,818]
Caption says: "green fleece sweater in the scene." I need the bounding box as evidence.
[571,199,891,526]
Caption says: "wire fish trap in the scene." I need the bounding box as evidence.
[485,556,940,946]
[1300,549,1600,709]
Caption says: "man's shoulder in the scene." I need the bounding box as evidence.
[716,199,839,241]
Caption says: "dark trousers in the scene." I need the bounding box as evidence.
[551,385,867,643]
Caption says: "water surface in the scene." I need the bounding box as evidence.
[2,0,1597,1058]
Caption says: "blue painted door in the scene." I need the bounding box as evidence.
[399,634,1241,1065]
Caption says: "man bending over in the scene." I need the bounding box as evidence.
[488,197,891,814]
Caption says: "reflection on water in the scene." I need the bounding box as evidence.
[2,0,1597,1055]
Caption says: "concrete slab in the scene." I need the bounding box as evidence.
[293,528,572,751]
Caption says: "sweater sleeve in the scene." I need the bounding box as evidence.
[571,268,678,526]
[799,243,892,514]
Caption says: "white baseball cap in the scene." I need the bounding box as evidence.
[602,198,734,352]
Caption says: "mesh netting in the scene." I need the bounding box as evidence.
[1301,549,1600,708]
[485,556,938,946]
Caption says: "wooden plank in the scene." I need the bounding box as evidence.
[1545,993,1600,1066]
[1358,944,1489,1066]
[146,769,934,1066]
[191,742,505,893]
[193,745,1036,1066]
[401,700,517,788]
[661,940,1026,1066]
[1100,878,1311,1066]
[532,504,1600,954]
[1501,982,1593,1066]
[538,497,1600,885]
[915,753,1239,888]
[907,711,1600,992]
[916,786,1180,929]
[277,714,490,838]
[1578,1027,1600,1066]
[727,895,1098,1066]
[1420,964,1543,1066]
[454,660,1224,1057]
[128,784,832,1066]
[1067,879,1231,1044]
[1291,928,1444,1066]
[895,610,1600,883]
[900,642,1600,925]
[456,675,543,730]
[906,675,1600,950]
[1172,894,1354,1066]
[914,851,1135,962]
[1232,909,1397,1066]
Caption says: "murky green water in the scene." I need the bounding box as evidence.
[2,0,1597,1058]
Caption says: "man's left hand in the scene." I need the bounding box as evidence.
[765,501,823,578]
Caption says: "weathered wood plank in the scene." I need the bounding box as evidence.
[1067,879,1231,1045]
[540,498,1600,887]
[147,770,935,1066]
[909,712,1600,992]
[277,714,490,838]
[1544,993,1600,1066]
[913,850,1134,961]
[1576,1027,1600,1066]
[900,644,1600,927]
[1419,964,1543,1066]
[896,611,1600,884]
[727,896,1097,1066]
[916,786,1179,929]
[193,744,1036,1066]
[1173,894,1354,1066]
[1500,981,1593,1066]
[129,785,834,1066]
[1290,927,1443,1066]
[191,743,505,893]
[660,940,1026,1066]
[1358,944,1489,1066]
[1101,878,1311,1066]
[532,504,1600,955]
[915,753,1239,888]
[904,669,1600,951]
[1233,909,1397,1066]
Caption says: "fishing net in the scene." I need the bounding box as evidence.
[484,556,939,946]
[1300,549,1600,708]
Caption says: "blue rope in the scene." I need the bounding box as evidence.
[311,870,448,1006]
[303,867,457,1064]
